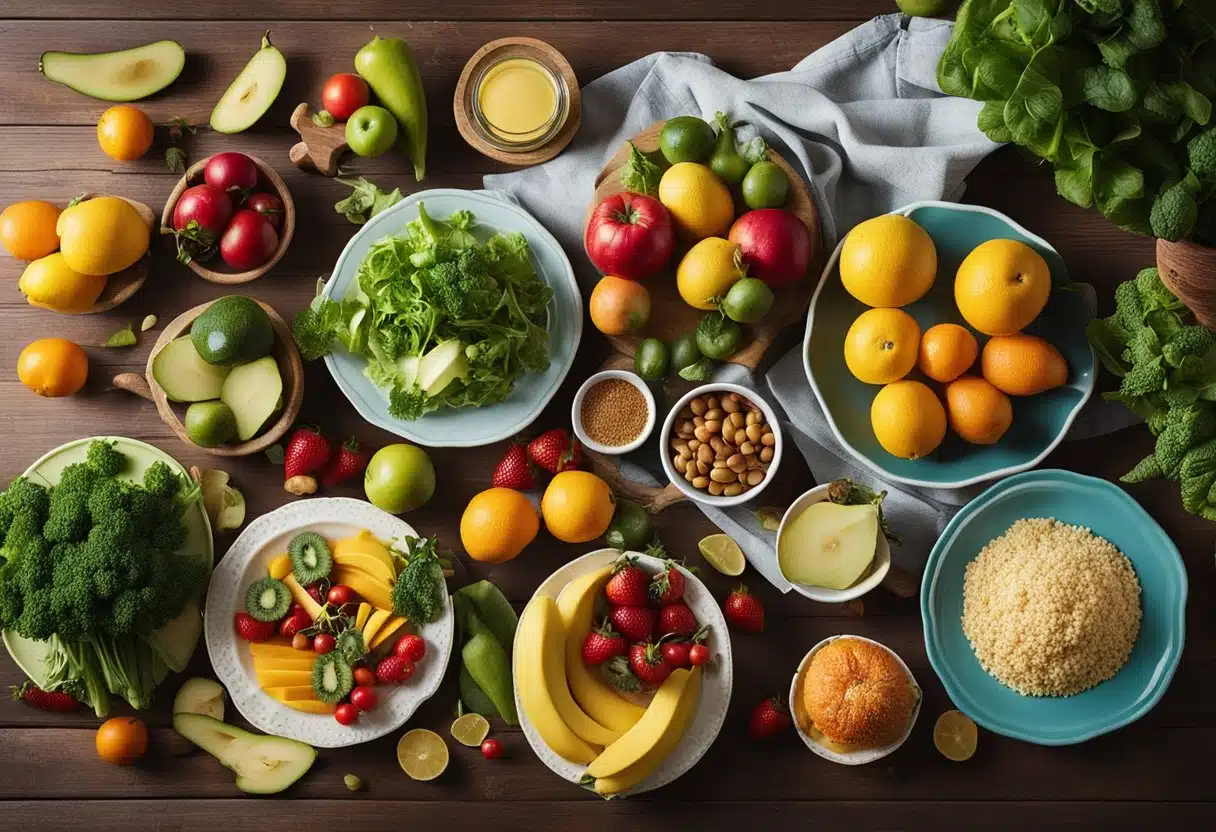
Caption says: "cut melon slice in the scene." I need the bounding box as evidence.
[370,616,409,651]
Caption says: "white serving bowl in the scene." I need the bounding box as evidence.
[776,483,892,603]
[789,634,921,766]
[571,370,656,455]
[658,382,783,508]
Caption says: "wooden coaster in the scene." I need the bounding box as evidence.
[454,37,582,167]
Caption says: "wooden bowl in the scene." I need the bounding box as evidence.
[1157,236,1216,329]
[586,120,822,370]
[47,193,155,314]
[160,154,295,285]
[113,299,303,457]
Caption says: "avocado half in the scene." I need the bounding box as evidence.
[40,40,185,102]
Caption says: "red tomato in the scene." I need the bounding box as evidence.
[728,209,812,288]
[688,644,711,666]
[660,641,691,668]
[584,192,675,280]
[313,633,336,655]
[204,152,259,194]
[334,703,359,725]
[480,738,503,760]
[245,192,284,231]
[172,184,233,236]
[394,634,426,663]
[220,209,279,271]
[353,666,375,688]
[322,73,371,121]
[327,585,354,606]
[350,685,377,712]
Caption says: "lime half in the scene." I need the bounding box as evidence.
[933,710,977,762]
[698,534,746,576]
[450,713,490,748]
[397,729,450,780]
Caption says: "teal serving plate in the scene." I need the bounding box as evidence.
[804,201,1096,489]
[921,469,1187,745]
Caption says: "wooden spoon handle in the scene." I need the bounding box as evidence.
[112,372,154,401]
[584,448,686,515]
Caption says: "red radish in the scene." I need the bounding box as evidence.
[172,184,233,236]
[322,73,371,121]
[353,666,375,687]
[480,738,504,759]
[220,209,279,271]
[584,193,675,280]
[394,634,426,663]
[334,703,359,725]
[728,209,812,287]
[245,192,284,231]
[350,685,377,712]
[313,633,336,655]
[204,152,259,194]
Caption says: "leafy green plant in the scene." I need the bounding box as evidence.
[939,0,1216,244]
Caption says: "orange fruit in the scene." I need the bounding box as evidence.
[918,323,979,383]
[658,162,734,240]
[954,239,1051,336]
[839,215,937,307]
[460,487,540,563]
[0,200,61,260]
[870,380,946,460]
[981,334,1067,396]
[843,307,921,385]
[96,717,148,766]
[540,470,616,543]
[96,104,154,161]
[945,376,1012,445]
[589,275,651,335]
[17,338,89,397]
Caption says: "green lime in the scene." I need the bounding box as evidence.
[634,338,670,381]
[659,116,716,164]
[741,161,789,209]
[722,278,775,324]
[896,0,952,17]
[605,499,653,552]
[668,332,702,375]
[696,313,744,361]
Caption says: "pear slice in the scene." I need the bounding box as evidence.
[417,339,467,396]
[173,713,316,794]
[210,31,286,134]
[173,677,226,721]
[778,502,879,590]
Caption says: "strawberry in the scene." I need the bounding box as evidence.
[305,583,325,605]
[605,556,649,606]
[658,601,698,637]
[234,612,276,642]
[278,605,312,638]
[283,426,333,496]
[527,429,582,474]
[376,655,414,684]
[609,604,655,642]
[723,584,765,633]
[748,696,792,740]
[649,560,686,605]
[629,641,674,687]
[492,443,536,490]
[582,619,628,666]
[660,639,691,668]
[320,437,369,488]
[11,681,82,712]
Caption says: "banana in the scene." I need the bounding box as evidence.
[535,595,622,746]
[585,667,698,779]
[556,568,646,733]
[593,667,702,796]
[515,596,600,765]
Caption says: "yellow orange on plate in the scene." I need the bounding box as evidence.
[839,214,936,308]
[981,334,1067,396]
[19,252,108,313]
[918,323,978,383]
[954,239,1050,336]
[658,162,734,241]
[945,376,1012,445]
[0,200,61,261]
[870,380,945,460]
[56,196,150,276]
[844,307,921,385]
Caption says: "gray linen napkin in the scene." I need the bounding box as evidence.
[486,15,1137,591]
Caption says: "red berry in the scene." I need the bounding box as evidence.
[628,641,674,687]
[723,584,765,633]
[319,437,370,488]
[353,666,375,687]
[279,606,312,638]
[608,604,656,643]
[334,703,359,725]
[234,612,276,642]
[313,633,336,655]
[11,681,83,712]
[283,426,334,496]
[305,583,325,604]
[748,696,792,740]
[350,685,377,712]
[649,560,686,605]
[582,619,628,666]
[657,601,698,637]
[492,443,536,490]
[376,655,414,684]
[480,738,504,759]
[394,634,426,663]
[605,556,650,606]
[327,585,354,606]
[526,428,582,474]
[661,640,691,668]
[689,643,711,666]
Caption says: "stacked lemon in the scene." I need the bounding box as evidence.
[839,215,1068,460]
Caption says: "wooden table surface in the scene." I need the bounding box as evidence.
[0,2,1210,830]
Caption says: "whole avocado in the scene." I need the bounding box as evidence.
[191,296,275,367]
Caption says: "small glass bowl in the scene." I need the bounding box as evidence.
[470,55,570,153]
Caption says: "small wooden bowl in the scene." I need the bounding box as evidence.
[160,154,295,285]
[47,193,155,314]
[1158,237,1216,330]
[113,299,304,457]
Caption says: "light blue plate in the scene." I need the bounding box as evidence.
[921,469,1187,745]
[804,201,1096,489]
[322,189,582,448]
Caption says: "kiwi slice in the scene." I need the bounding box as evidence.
[289,532,333,585]
[245,577,290,622]
[311,653,354,705]
[336,629,366,664]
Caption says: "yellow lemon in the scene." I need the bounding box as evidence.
[676,237,743,310]
[954,239,1051,336]
[541,471,616,543]
[839,214,937,307]
[933,710,978,762]
[18,252,108,314]
[56,196,150,276]
[843,307,921,385]
[870,380,946,460]
[658,162,734,240]
[396,729,449,781]
[459,487,540,563]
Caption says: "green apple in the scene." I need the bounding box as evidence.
[364,443,435,513]
[895,0,952,17]
[345,104,399,158]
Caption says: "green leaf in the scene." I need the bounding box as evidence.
[1056,148,1095,207]
[334,177,402,225]
[619,141,664,196]
[1077,66,1137,112]
[737,136,768,165]
[1087,317,1131,376]
[678,358,714,382]
[1165,81,1212,127]
[1126,0,1167,51]
[978,100,1013,142]
[102,325,136,348]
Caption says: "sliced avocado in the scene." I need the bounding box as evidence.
[172,677,226,721]
[40,40,185,102]
[173,712,316,794]
[220,356,283,441]
[210,31,286,134]
[152,337,232,403]
[191,296,275,367]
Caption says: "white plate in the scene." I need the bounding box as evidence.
[203,498,454,748]
[514,548,733,796]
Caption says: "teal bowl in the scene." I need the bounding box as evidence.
[804,202,1096,489]
[921,469,1187,745]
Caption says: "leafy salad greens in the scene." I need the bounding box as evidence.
[292,203,553,421]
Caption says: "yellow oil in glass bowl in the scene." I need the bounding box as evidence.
[473,56,568,151]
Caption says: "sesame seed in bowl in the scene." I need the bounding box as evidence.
[571,370,656,455]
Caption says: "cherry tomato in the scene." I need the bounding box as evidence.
[327,585,355,606]
[661,641,691,668]
[245,192,284,231]
[480,738,503,760]
[334,703,359,725]
[394,634,426,663]
[313,633,336,655]
[322,73,371,121]
[350,685,378,712]
[291,633,313,651]
[353,666,375,687]
[688,644,711,666]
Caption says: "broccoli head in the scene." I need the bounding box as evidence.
[390,536,445,624]
[86,441,125,478]
[142,461,181,501]
[1162,326,1215,368]
[1150,177,1200,242]
[1113,278,1145,335]
[1120,356,1166,396]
